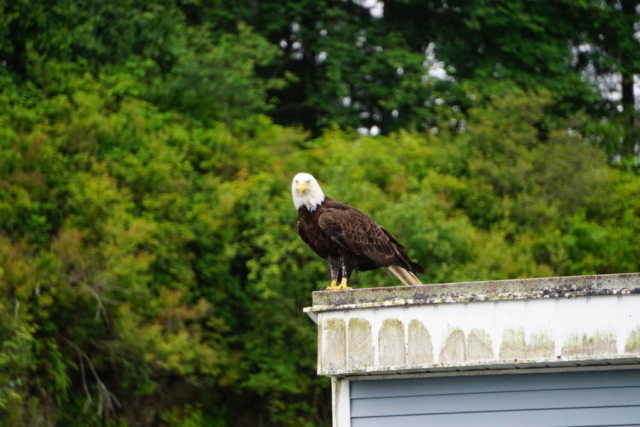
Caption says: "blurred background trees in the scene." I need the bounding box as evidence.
[0,0,639,425]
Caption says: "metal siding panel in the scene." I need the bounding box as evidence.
[351,386,640,417]
[351,407,640,427]
[351,370,640,426]
[351,369,640,399]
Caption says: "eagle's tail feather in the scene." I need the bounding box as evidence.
[388,265,422,286]
[409,261,426,274]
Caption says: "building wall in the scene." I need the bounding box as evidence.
[346,369,640,426]
[318,294,640,375]
[306,273,640,426]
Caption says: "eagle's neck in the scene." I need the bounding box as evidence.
[294,191,325,212]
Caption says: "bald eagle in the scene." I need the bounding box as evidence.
[292,173,425,290]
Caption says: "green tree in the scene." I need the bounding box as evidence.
[2,1,640,426]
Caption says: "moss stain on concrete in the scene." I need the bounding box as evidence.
[562,331,617,357]
[408,319,433,365]
[500,328,555,360]
[378,318,405,366]
[624,327,640,353]
[322,318,346,369]
[500,328,527,360]
[440,329,467,364]
[348,318,374,370]
[528,331,555,359]
[468,329,493,361]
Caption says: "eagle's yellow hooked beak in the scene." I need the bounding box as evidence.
[296,181,309,195]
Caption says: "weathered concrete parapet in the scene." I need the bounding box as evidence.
[304,273,640,377]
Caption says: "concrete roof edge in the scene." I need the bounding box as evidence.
[305,272,640,313]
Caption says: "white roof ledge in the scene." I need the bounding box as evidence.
[303,273,640,377]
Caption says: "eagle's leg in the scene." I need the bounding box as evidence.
[324,257,342,290]
[337,257,353,290]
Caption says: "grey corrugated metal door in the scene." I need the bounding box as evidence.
[351,369,640,426]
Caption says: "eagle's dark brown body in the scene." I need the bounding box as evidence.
[297,197,425,286]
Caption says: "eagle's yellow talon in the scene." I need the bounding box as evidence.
[338,278,352,290]
[325,279,340,291]
[324,279,351,291]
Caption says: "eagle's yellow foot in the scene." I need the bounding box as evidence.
[324,279,341,291]
[337,278,352,290]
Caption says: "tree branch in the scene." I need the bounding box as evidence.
[60,275,111,325]
[58,335,121,417]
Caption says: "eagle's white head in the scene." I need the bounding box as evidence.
[292,172,325,211]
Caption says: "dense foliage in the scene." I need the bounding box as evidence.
[0,0,639,426]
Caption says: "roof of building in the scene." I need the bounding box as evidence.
[305,273,640,377]
[305,272,640,315]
